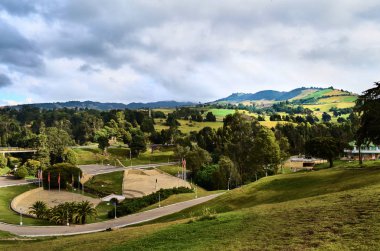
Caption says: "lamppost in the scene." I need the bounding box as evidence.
[19,208,23,226]
[128,148,132,167]
[158,192,161,208]
[113,202,117,219]
[67,208,69,226]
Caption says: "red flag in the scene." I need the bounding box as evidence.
[48,172,50,183]
[58,173,61,185]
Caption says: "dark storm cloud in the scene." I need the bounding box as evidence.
[0,0,37,15]
[0,73,12,88]
[79,64,101,73]
[0,20,44,73]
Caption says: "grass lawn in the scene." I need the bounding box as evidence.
[154,119,223,134]
[157,165,182,176]
[3,163,380,250]
[0,185,49,225]
[85,171,124,195]
[73,147,176,166]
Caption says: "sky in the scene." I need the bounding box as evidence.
[0,0,379,105]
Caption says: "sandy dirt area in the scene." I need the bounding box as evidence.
[123,169,191,198]
[12,188,101,215]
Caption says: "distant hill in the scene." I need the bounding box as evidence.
[215,87,323,103]
[214,87,357,104]
[126,101,195,109]
[6,100,196,110]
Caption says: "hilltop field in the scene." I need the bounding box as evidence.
[1,160,380,250]
[153,87,357,132]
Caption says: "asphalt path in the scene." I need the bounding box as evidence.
[0,193,222,237]
[0,176,37,188]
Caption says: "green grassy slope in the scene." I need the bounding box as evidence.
[2,165,380,250]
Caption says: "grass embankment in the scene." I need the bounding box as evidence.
[84,171,124,195]
[73,147,175,166]
[0,185,49,225]
[3,164,380,250]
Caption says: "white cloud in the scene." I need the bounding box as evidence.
[0,0,380,104]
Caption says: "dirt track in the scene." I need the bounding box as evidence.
[123,169,191,198]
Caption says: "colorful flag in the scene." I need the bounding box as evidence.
[58,173,61,192]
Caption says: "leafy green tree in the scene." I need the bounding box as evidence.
[94,128,110,152]
[322,112,332,122]
[45,127,74,164]
[140,117,155,133]
[23,159,41,176]
[64,149,78,165]
[75,201,97,224]
[29,201,48,219]
[205,112,216,122]
[305,137,341,167]
[15,166,28,179]
[0,154,6,169]
[355,82,380,145]
[130,129,147,156]
[34,124,50,169]
[196,127,217,153]
[186,146,212,174]
[219,113,281,182]
[218,156,241,189]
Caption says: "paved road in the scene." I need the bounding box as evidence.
[0,193,222,237]
[79,162,179,175]
[0,176,37,188]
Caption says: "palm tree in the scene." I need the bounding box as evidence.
[74,201,97,224]
[28,201,48,219]
[49,204,67,225]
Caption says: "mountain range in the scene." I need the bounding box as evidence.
[2,87,357,110]
[5,100,196,111]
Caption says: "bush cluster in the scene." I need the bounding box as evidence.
[108,187,193,218]
[42,163,82,189]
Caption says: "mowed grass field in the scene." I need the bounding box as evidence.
[0,185,49,226]
[73,147,176,166]
[3,163,380,250]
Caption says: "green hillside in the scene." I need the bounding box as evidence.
[2,162,380,250]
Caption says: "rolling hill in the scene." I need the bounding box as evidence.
[2,162,380,250]
[214,87,357,105]
[4,100,196,110]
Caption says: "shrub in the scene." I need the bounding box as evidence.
[15,166,28,179]
[64,149,78,165]
[108,187,193,218]
[42,163,82,190]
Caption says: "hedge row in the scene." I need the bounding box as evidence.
[108,187,193,218]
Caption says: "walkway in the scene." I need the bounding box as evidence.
[0,193,221,237]
[0,177,37,188]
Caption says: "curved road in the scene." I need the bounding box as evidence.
[0,193,222,237]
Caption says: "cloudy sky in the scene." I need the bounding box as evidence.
[0,0,379,105]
